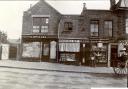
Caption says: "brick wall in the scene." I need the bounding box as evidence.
[22,0,61,36]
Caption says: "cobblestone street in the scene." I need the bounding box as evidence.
[0,67,126,89]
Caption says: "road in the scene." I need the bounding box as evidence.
[0,67,126,89]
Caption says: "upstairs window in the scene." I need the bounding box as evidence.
[64,22,73,31]
[126,18,128,34]
[104,21,113,37]
[121,0,128,7]
[33,26,40,33]
[32,17,49,33]
[90,20,99,36]
[41,26,48,33]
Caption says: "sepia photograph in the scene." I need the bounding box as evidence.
[0,0,127,89]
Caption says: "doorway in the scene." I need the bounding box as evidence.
[111,45,118,67]
[41,43,50,62]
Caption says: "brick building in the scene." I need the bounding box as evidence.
[21,0,128,67]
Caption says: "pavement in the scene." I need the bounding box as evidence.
[0,60,114,74]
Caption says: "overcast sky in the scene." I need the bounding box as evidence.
[0,0,111,39]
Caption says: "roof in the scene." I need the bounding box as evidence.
[44,0,110,14]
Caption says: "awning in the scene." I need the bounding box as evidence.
[59,42,80,52]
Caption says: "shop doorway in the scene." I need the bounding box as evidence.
[41,43,50,62]
[111,45,118,67]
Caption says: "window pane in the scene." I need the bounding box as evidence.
[33,17,41,26]
[33,26,40,33]
[46,18,49,24]
[33,17,49,33]
[90,21,99,36]
[41,26,48,33]
[126,19,128,33]
[109,21,112,29]
[64,22,73,31]
[41,18,49,25]
[95,25,98,32]
[22,42,40,57]
[104,21,112,37]
[91,24,94,32]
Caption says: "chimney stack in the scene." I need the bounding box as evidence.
[83,3,87,11]
[110,0,116,10]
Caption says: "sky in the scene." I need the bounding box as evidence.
[0,0,112,39]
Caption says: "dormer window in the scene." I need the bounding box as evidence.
[32,17,49,33]
[64,22,73,31]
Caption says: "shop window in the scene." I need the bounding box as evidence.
[90,43,107,63]
[90,20,99,36]
[22,42,40,58]
[126,18,128,34]
[104,21,113,37]
[64,22,73,31]
[60,53,76,61]
[32,17,49,33]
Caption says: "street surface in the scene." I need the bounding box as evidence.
[0,67,126,89]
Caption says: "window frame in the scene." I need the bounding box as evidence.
[104,20,113,37]
[90,20,99,37]
[64,22,73,31]
[126,18,128,34]
[32,17,49,33]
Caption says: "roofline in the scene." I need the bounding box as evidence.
[61,9,111,16]
[44,0,61,14]
[27,0,61,15]
[86,9,111,11]
[62,14,80,16]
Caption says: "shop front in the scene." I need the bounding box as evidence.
[90,42,108,67]
[58,39,81,65]
[21,35,57,62]
[88,38,110,67]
